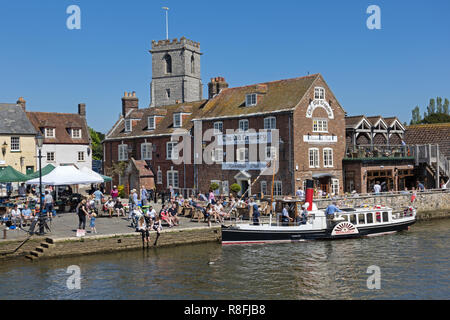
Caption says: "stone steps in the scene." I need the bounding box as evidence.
[25,238,55,262]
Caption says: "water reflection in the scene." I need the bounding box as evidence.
[0,219,448,300]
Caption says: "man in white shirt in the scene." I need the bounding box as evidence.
[373,181,381,194]
[10,205,22,227]
[296,187,305,199]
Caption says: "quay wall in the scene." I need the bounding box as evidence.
[0,226,221,262]
[314,190,450,221]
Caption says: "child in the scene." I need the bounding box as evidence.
[90,212,97,234]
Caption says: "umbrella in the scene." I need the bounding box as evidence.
[0,166,29,183]
[26,165,103,186]
[25,164,56,180]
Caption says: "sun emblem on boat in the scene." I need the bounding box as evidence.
[332,222,359,236]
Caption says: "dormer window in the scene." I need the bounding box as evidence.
[71,128,81,138]
[45,128,55,138]
[173,113,182,128]
[124,119,132,132]
[148,116,156,130]
[314,87,325,100]
[245,94,257,107]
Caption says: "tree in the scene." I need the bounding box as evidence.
[427,98,436,116]
[421,112,450,124]
[410,106,421,125]
[436,97,443,114]
[444,98,449,115]
[89,127,105,161]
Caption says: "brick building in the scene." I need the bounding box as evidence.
[103,37,347,197]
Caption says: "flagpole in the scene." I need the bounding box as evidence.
[162,7,169,40]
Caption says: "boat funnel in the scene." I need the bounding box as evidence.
[305,179,314,211]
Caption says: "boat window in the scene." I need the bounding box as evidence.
[366,212,373,224]
[341,214,349,222]
[350,214,357,224]
[382,212,389,223]
[375,212,381,223]
[358,214,365,224]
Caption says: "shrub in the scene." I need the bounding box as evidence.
[230,183,241,194]
[210,182,220,191]
[118,185,125,199]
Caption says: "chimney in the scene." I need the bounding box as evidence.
[208,77,229,99]
[78,103,86,118]
[17,97,26,111]
[122,91,139,116]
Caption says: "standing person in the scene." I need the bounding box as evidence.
[44,191,54,218]
[252,203,260,226]
[89,212,97,234]
[160,190,165,205]
[373,181,381,194]
[208,189,216,205]
[93,188,104,209]
[152,216,162,246]
[76,199,88,231]
[137,215,150,246]
[169,185,174,198]
[140,186,148,206]
[296,187,305,199]
[111,186,119,202]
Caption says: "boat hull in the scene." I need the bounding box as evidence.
[221,219,416,245]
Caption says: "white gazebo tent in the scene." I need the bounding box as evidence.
[80,166,104,182]
[26,165,103,186]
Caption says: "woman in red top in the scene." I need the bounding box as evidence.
[159,205,174,227]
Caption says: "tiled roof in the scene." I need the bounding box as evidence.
[0,103,37,135]
[345,115,365,127]
[346,115,402,129]
[26,112,90,145]
[197,74,320,120]
[405,123,450,158]
[105,100,208,140]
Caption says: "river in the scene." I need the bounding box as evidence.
[0,219,449,300]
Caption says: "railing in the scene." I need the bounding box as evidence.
[410,144,450,179]
[345,145,412,160]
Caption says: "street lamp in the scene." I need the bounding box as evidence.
[35,132,45,235]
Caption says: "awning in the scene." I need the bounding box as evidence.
[0,166,29,183]
[26,165,103,186]
[80,166,112,183]
[312,173,337,179]
[25,164,56,180]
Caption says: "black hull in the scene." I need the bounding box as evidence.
[222,219,416,244]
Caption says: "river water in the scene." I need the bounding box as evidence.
[0,219,449,300]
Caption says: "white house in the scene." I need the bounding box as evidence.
[26,103,92,170]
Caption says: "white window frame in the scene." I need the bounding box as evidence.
[71,128,81,139]
[167,170,179,188]
[237,147,249,162]
[265,146,277,161]
[45,128,55,138]
[173,113,182,128]
[141,143,152,160]
[245,94,257,106]
[212,148,223,162]
[148,116,156,130]
[222,180,229,195]
[260,181,267,196]
[309,148,319,168]
[118,144,128,161]
[157,167,162,184]
[166,142,178,160]
[10,137,20,152]
[313,119,328,133]
[323,148,334,168]
[213,121,223,134]
[124,119,132,132]
[238,119,249,132]
[331,179,340,195]
[273,181,282,196]
[314,87,325,100]
[46,152,55,162]
[264,117,276,130]
[78,151,85,162]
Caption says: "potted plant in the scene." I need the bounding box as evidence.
[230,183,241,197]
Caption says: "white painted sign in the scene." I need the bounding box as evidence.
[306,99,334,119]
[218,132,272,146]
[331,222,359,236]
[303,135,337,143]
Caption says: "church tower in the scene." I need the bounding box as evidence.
[149,37,203,107]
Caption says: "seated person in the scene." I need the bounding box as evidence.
[114,199,125,217]
[159,205,174,227]
[252,203,260,226]
[168,203,179,226]
[214,200,229,220]
[281,204,293,225]
[21,204,33,225]
[105,198,115,217]
[11,205,22,227]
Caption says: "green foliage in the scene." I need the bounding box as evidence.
[210,182,220,191]
[230,183,241,193]
[89,127,105,161]
[410,97,450,125]
[118,185,125,199]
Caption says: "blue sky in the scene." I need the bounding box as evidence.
[1,0,449,133]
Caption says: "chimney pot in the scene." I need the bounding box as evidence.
[17,97,26,111]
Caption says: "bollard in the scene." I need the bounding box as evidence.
[3,229,7,239]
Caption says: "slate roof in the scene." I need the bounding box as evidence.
[405,123,450,158]
[26,111,90,145]
[0,103,37,135]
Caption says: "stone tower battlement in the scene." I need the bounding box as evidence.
[151,37,200,52]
